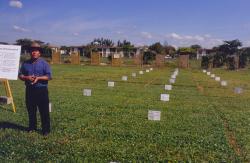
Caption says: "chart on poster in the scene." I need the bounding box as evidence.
[0,45,21,80]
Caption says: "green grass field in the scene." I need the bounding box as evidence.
[0,62,250,162]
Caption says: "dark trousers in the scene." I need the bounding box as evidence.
[25,86,50,134]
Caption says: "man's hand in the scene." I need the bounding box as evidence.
[31,76,39,85]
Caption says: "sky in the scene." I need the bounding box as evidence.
[0,0,250,48]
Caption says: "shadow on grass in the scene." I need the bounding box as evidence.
[0,121,28,131]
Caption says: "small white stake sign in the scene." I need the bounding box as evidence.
[83,89,92,96]
[165,84,172,90]
[160,94,169,101]
[132,73,136,77]
[108,81,115,87]
[215,77,220,81]
[221,81,227,86]
[122,76,128,81]
[148,110,161,121]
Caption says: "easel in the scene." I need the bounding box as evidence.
[0,78,16,113]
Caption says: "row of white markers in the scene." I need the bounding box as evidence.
[202,69,244,94]
[83,67,154,96]
[202,69,228,86]
[148,68,179,121]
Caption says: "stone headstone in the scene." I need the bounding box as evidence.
[207,72,211,75]
[49,102,52,112]
[146,69,150,73]
[148,110,161,121]
[161,94,169,101]
[169,78,175,84]
[150,68,153,71]
[221,81,227,86]
[165,84,172,90]
[234,87,243,94]
[203,69,206,73]
[139,71,144,75]
[122,76,128,81]
[83,89,92,96]
[215,77,221,81]
[108,81,115,87]
[132,73,136,77]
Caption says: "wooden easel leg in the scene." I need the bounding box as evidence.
[3,80,16,113]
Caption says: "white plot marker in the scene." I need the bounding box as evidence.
[146,69,150,73]
[169,78,175,84]
[234,87,243,94]
[210,74,215,78]
[215,77,221,82]
[221,80,227,86]
[164,84,172,91]
[108,81,115,87]
[132,73,136,77]
[203,69,207,73]
[148,110,161,121]
[160,94,169,101]
[122,76,128,81]
[83,89,92,96]
[49,102,52,112]
[207,72,211,75]
[139,71,144,75]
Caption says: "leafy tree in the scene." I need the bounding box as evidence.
[117,40,134,57]
[15,38,33,54]
[90,38,114,47]
[149,42,165,55]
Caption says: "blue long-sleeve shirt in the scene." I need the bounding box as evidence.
[19,58,52,88]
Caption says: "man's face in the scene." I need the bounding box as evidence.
[31,49,41,59]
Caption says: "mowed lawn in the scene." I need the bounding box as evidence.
[0,63,250,162]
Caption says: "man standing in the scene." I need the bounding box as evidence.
[19,42,52,136]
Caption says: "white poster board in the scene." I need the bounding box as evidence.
[0,45,21,80]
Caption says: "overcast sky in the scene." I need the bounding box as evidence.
[1,0,250,48]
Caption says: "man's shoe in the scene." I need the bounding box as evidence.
[42,132,49,136]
